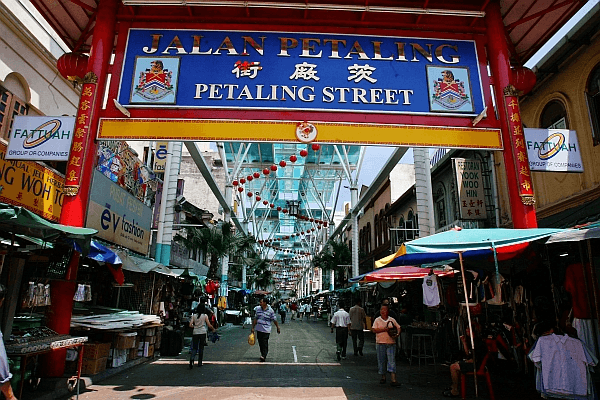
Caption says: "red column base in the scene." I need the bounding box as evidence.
[39,280,77,377]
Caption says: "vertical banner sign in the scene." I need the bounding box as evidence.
[453,158,487,220]
[504,86,535,205]
[64,79,97,195]
[153,142,168,173]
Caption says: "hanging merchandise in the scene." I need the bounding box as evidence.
[74,284,86,301]
[217,296,227,310]
[422,272,441,307]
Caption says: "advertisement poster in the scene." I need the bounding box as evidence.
[87,170,152,254]
[524,129,583,172]
[6,116,75,161]
[0,142,64,221]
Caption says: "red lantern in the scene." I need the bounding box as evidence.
[247,192,253,197]
[253,172,260,179]
[271,164,278,171]
[238,187,244,192]
[279,160,287,167]
[263,168,270,175]
[232,180,239,186]
[247,175,253,181]
[311,143,321,151]
[310,218,314,222]
[311,228,315,232]
[256,195,261,201]
[263,200,269,205]
[317,225,322,229]
[56,52,89,83]
[301,231,305,235]
[282,208,288,213]
[290,155,298,162]
[511,67,537,95]
[300,149,308,157]
[277,206,282,211]
[324,222,328,227]
[270,203,275,208]
[240,178,246,184]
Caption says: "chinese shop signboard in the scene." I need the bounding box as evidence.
[453,158,487,220]
[524,129,583,173]
[5,116,75,161]
[0,142,64,221]
[87,170,152,254]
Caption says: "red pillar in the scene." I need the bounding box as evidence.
[42,0,118,377]
[485,1,537,228]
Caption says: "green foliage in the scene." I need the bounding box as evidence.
[312,240,352,286]
[247,258,273,290]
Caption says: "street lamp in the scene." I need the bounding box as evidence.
[287,200,300,217]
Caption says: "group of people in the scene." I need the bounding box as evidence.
[275,300,315,323]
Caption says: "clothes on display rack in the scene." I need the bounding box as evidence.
[529,333,598,400]
[21,282,51,308]
[565,263,597,319]
[422,274,441,307]
[572,318,600,361]
[73,284,92,302]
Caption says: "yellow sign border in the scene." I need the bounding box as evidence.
[98,118,503,149]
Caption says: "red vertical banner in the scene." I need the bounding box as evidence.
[63,75,97,196]
[504,85,535,206]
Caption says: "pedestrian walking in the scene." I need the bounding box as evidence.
[290,302,297,320]
[279,301,287,324]
[349,298,367,356]
[372,304,401,387]
[188,304,215,369]
[330,301,351,361]
[251,297,281,362]
[0,285,17,400]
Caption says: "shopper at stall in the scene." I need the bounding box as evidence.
[371,304,401,387]
[0,284,16,400]
[442,327,486,398]
[330,301,351,361]
[251,297,281,362]
[349,298,367,356]
[188,304,215,369]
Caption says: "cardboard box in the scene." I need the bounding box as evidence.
[145,327,156,336]
[81,357,107,375]
[129,348,138,360]
[115,333,137,349]
[144,336,156,344]
[147,344,154,358]
[83,342,112,360]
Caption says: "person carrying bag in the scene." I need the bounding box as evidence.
[189,304,215,369]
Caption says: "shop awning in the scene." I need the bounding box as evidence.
[88,241,122,264]
[115,249,179,277]
[376,228,566,268]
[350,265,456,283]
[546,225,600,244]
[0,203,97,241]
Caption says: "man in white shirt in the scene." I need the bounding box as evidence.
[330,301,351,361]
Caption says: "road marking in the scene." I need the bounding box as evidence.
[292,346,298,363]
[153,359,339,366]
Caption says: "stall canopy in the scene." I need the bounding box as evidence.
[0,203,96,249]
[350,266,456,283]
[546,224,600,243]
[376,228,566,268]
[114,249,179,277]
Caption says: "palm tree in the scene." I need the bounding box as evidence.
[313,240,352,286]
[175,222,255,279]
[248,258,273,290]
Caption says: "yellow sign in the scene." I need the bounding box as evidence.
[153,142,168,173]
[98,119,503,149]
[0,142,64,221]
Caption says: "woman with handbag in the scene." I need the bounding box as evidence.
[188,304,215,369]
[371,304,402,387]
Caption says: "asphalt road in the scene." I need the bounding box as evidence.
[61,317,539,400]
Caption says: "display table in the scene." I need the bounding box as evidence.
[6,328,88,399]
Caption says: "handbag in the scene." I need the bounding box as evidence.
[387,321,399,338]
[248,333,255,346]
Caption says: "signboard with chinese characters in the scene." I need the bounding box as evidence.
[453,158,487,220]
[524,129,583,173]
[5,116,75,161]
[117,29,485,116]
[0,142,64,221]
[87,170,152,254]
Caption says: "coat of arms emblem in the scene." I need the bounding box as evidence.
[134,59,174,102]
[427,66,473,113]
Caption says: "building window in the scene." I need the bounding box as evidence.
[406,210,416,241]
[382,208,389,243]
[0,86,29,140]
[374,214,380,248]
[434,184,447,228]
[540,100,568,130]
[366,223,372,253]
[587,64,600,146]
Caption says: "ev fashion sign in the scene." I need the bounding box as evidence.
[524,129,583,173]
[87,170,152,254]
[5,116,75,161]
[117,29,485,116]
